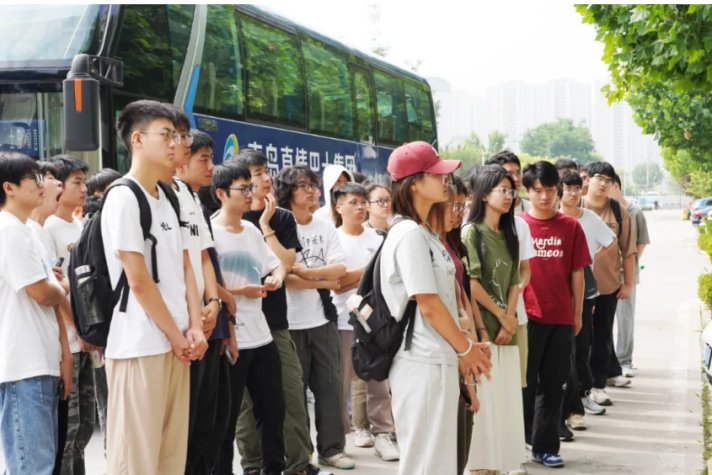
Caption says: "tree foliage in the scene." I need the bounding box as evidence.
[486,131,507,156]
[519,118,597,164]
[631,162,663,189]
[577,4,712,181]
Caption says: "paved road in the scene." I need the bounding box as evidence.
[2,209,705,474]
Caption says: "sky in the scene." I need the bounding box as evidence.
[267,2,611,96]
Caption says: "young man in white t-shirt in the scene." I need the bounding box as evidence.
[211,162,288,475]
[101,100,208,474]
[331,182,400,462]
[0,153,72,474]
[44,154,96,475]
[274,165,353,470]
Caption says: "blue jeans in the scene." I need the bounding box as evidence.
[0,375,59,475]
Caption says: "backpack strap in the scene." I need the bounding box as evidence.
[609,198,623,235]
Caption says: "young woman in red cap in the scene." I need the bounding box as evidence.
[379,141,492,475]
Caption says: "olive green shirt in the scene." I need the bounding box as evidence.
[462,222,520,346]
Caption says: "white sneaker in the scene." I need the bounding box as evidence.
[582,394,607,414]
[589,387,612,406]
[353,428,374,448]
[318,452,355,470]
[621,365,636,378]
[374,433,400,461]
[607,375,632,387]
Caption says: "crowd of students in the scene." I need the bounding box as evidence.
[0,99,649,475]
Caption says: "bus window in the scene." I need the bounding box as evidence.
[352,68,375,144]
[195,5,244,118]
[404,79,436,144]
[240,14,305,128]
[302,38,353,139]
[373,70,405,145]
[114,5,194,101]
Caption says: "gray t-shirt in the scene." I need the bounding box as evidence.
[380,219,459,367]
[627,203,651,284]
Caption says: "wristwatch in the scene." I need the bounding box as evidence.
[207,296,222,308]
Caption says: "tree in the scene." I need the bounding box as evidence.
[486,131,507,156]
[520,118,597,163]
[440,132,486,176]
[577,4,712,168]
[631,162,663,189]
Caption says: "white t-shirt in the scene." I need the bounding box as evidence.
[0,211,61,383]
[333,227,383,330]
[380,219,460,367]
[515,216,536,325]
[577,208,616,260]
[174,178,213,299]
[101,176,190,359]
[44,214,83,353]
[287,216,346,330]
[28,219,56,262]
[211,220,278,350]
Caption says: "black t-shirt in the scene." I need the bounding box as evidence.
[243,207,302,330]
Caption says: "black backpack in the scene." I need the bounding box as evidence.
[68,178,180,347]
[349,220,423,382]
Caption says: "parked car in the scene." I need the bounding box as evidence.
[691,197,712,224]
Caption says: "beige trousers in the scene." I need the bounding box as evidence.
[106,351,190,475]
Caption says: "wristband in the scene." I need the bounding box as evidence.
[263,230,276,240]
[207,296,222,308]
[456,339,474,358]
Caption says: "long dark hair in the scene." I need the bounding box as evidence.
[391,172,425,224]
[466,164,518,262]
[445,175,467,258]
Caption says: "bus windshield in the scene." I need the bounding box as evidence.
[0,5,103,62]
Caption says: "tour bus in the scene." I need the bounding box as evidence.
[0,4,438,182]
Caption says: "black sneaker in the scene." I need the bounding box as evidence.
[559,421,575,442]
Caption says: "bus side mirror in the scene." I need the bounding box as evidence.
[63,54,123,151]
[64,74,100,151]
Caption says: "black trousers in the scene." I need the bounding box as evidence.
[53,397,69,475]
[590,292,623,388]
[456,393,474,475]
[215,342,285,475]
[575,298,596,398]
[185,340,231,475]
[523,321,572,455]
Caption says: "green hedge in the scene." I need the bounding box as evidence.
[699,221,712,310]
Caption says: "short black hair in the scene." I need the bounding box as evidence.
[580,164,590,174]
[165,103,190,132]
[210,162,251,204]
[37,161,58,179]
[0,152,39,206]
[190,129,214,156]
[116,100,175,153]
[613,173,622,188]
[49,154,88,184]
[561,170,583,187]
[555,158,578,172]
[522,160,559,189]
[233,148,268,169]
[486,150,521,168]
[82,195,102,219]
[352,171,369,184]
[87,168,122,196]
[274,165,320,209]
[587,161,616,179]
[332,182,368,226]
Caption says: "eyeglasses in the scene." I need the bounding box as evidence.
[229,184,258,196]
[425,173,451,184]
[342,199,368,209]
[493,186,516,198]
[295,183,319,192]
[368,199,391,207]
[179,132,193,146]
[563,187,582,195]
[450,202,465,213]
[20,173,44,186]
[592,174,614,186]
[140,129,186,145]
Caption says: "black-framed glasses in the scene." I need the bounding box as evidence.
[20,173,43,186]
[295,183,319,192]
[592,174,614,186]
[342,199,368,209]
[229,184,258,196]
[140,130,184,145]
[368,198,391,207]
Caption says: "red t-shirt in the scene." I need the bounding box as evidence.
[520,211,592,325]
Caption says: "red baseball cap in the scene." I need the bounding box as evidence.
[387,141,461,181]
